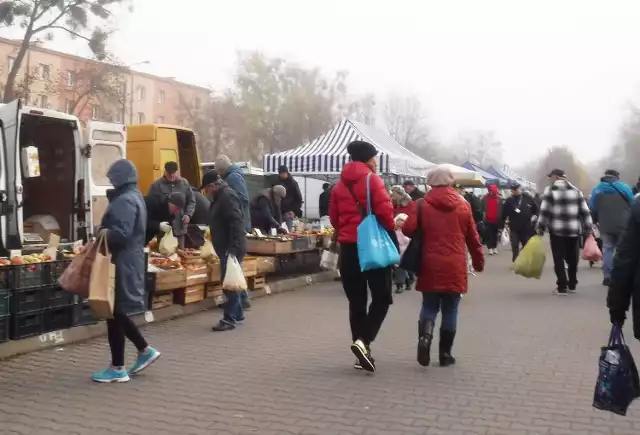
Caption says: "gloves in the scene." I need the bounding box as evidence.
[610,309,626,326]
[159,222,172,233]
[276,227,288,235]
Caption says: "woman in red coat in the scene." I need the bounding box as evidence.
[329,141,396,373]
[402,165,484,367]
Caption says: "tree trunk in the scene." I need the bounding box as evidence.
[3,32,33,103]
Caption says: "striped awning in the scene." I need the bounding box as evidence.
[263,118,434,177]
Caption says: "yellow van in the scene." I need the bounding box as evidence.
[126,124,202,195]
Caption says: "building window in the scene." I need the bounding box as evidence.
[40,95,48,108]
[137,86,146,102]
[7,56,15,72]
[137,112,145,124]
[66,71,74,86]
[92,106,100,120]
[156,116,164,123]
[194,97,201,110]
[158,90,165,104]
[65,99,75,114]
[39,63,50,80]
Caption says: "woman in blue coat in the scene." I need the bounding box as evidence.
[93,159,161,383]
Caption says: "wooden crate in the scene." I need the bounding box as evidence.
[185,264,209,286]
[155,268,186,292]
[205,283,226,305]
[209,262,221,283]
[248,275,266,291]
[151,292,174,310]
[174,284,205,305]
[255,256,277,274]
[243,256,258,277]
[246,238,292,255]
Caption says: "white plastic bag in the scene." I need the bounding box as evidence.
[222,254,248,291]
[159,229,179,256]
[320,250,339,270]
[500,230,510,247]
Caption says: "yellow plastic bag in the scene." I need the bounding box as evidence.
[513,235,546,279]
[201,240,217,259]
[159,229,179,256]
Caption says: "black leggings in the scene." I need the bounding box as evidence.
[106,311,148,367]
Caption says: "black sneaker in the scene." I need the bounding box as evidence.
[395,284,404,294]
[602,278,611,287]
[351,339,375,372]
[553,288,568,296]
[211,321,236,332]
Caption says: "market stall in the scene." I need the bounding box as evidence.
[432,163,486,187]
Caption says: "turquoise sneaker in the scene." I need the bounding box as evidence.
[129,347,161,375]
[92,367,130,383]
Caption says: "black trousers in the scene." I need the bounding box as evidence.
[550,235,580,289]
[485,222,499,249]
[106,310,148,367]
[510,227,533,262]
[339,243,393,346]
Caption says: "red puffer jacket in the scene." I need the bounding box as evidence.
[393,201,417,218]
[402,187,484,293]
[329,162,395,243]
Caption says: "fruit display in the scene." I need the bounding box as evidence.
[177,248,201,258]
[1,253,54,265]
[149,257,182,270]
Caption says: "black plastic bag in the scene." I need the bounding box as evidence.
[593,325,640,416]
[400,199,424,274]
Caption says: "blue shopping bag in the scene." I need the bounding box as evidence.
[356,174,400,271]
[593,325,640,416]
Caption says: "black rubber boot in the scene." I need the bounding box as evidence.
[417,320,435,366]
[439,329,457,367]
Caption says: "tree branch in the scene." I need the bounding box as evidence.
[32,0,83,34]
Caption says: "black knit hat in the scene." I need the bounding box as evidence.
[168,192,186,209]
[200,170,220,189]
[278,165,289,174]
[347,140,378,163]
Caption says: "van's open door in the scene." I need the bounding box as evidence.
[85,121,127,235]
[0,100,21,251]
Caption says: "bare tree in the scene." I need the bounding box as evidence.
[0,0,129,102]
[455,130,504,167]
[344,93,377,125]
[382,94,436,160]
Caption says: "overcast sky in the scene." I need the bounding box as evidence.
[27,0,640,166]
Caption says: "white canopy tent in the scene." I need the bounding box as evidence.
[263,118,435,178]
[431,163,486,187]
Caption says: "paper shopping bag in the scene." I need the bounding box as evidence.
[58,237,100,297]
[88,234,115,319]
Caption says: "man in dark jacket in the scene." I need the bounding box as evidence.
[144,192,185,246]
[319,183,331,217]
[201,170,247,332]
[215,155,251,232]
[276,165,303,230]
[147,161,196,247]
[190,187,210,225]
[590,169,634,286]
[250,186,287,234]
[500,183,539,262]
[607,197,640,339]
[403,180,425,201]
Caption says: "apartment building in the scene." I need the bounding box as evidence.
[0,37,210,126]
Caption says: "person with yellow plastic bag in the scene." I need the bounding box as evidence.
[513,235,546,279]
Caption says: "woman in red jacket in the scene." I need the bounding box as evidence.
[402,165,484,368]
[329,141,396,373]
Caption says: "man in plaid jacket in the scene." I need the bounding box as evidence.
[536,169,593,295]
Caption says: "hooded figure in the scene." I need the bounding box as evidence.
[250,185,287,233]
[481,184,503,254]
[102,159,147,315]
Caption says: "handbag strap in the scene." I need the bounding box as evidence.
[365,173,372,215]
[609,324,626,346]
[345,180,367,218]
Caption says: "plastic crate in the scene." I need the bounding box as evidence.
[43,306,74,333]
[0,315,9,343]
[72,301,97,326]
[11,311,43,340]
[47,260,72,285]
[0,267,11,291]
[0,289,10,316]
[11,287,46,314]
[43,286,75,308]
[11,263,47,289]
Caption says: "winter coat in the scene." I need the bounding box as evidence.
[481,191,504,223]
[465,192,483,223]
[607,198,640,340]
[208,182,247,259]
[500,193,538,233]
[101,160,147,315]
[223,164,251,231]
[319,189,331,217]
[537,179,593,237]
[144,194,174,245]
[590,176,634,235]
[396,228,411,257]
[402,187,484,294]
[147,176,195,236]
[190,188,211,225]
[409,189,425,201]
[329,161,395,244]
[276,174,303,217]
[393,201,417,218]
[250,188,282,233]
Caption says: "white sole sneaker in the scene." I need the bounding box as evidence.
[93,375,130,383]
[350,340,375,372]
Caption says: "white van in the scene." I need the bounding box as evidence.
[0,100,126,252]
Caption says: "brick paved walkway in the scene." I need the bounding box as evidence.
[1,251,639,435]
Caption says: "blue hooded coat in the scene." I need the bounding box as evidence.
[223,164,251,231]
[102,159,147,315]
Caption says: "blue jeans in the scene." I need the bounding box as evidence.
[420,292,461,331]
[219,252,245,325]
[602,233,619,280]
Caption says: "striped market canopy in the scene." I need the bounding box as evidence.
[263,118,435,177]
